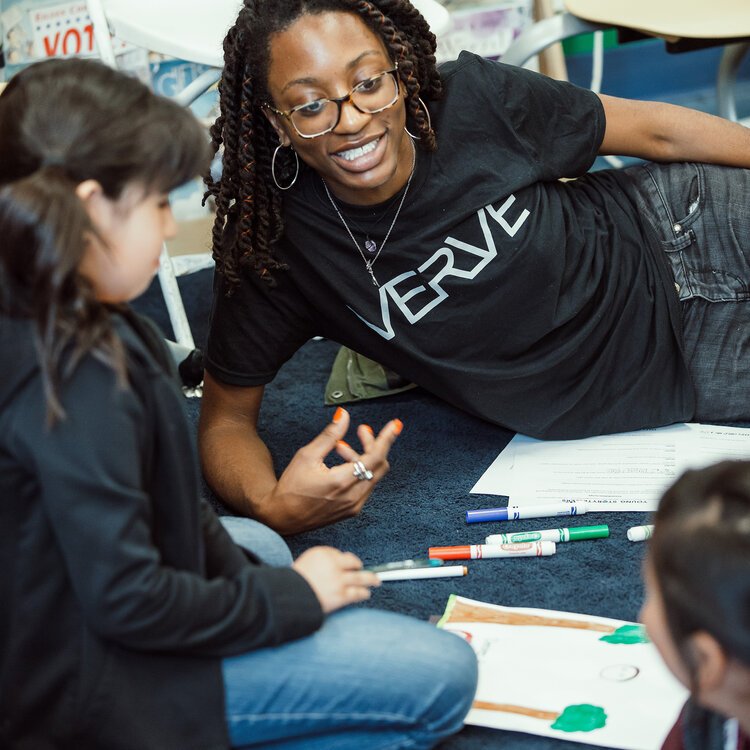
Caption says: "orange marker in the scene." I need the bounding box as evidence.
[429,541,556,560]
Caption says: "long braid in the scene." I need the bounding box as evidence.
[205,30,236,280]
[237,73,286,283]
[353,0,438,149]
[208,0,442,288]
[206,23,246,285]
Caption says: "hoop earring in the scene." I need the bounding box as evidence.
[271,144,299,190]
[404,97,432,140]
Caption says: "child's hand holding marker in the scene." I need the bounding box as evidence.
[293,547,380,612]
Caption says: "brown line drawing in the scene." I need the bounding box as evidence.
[472,700,559,721]
[446,600,616,633]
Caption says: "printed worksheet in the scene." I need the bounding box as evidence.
[471,423,750,511]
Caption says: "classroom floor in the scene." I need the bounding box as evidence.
[133,267,692,750]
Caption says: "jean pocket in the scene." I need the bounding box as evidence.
[671,166,702,232]
[644,162,702,238]
[664,229,750,303]
[654,164,750,301]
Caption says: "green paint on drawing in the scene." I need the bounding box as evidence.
[551,704,607,733]
[599,624,650,645]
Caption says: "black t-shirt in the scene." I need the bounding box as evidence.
[206,51,694,439]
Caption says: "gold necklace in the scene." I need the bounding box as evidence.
[322,138,416,287]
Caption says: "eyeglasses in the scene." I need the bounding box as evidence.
[266,66,400,139]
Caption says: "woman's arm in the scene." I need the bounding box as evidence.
[197,376,280,518]
[198,372,402,535]
[598,93,750,167]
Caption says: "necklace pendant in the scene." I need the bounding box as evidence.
[321,138,414,291]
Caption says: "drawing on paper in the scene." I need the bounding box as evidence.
[438,596,688,750]
[472,699,608,733]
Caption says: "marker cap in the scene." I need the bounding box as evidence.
[466,508,507,523]
[627,525,655,542]
[567,525,610,541]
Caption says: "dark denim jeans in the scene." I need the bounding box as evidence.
[624,162,750,422]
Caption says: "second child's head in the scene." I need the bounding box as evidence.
[641,461,750,720]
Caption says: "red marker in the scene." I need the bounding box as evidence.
[428,541,556,560]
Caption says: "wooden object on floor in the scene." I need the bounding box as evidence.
[565,0,750,41]
[534,0,568,81]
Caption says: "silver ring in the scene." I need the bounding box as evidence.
[353,460,373,481]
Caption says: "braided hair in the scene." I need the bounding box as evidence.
[205,0,442,287]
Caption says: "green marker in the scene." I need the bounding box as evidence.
[485,525,609,545]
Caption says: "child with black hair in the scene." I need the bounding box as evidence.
[0,57,477,750]
[641,460,750,750]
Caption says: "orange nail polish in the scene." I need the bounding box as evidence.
[362,424,374,435]
[333,406,346,423]
[393,419,404,435]
[337,440,351,450]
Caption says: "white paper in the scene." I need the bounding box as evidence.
[439,596,688,750]
[471,423,750,511]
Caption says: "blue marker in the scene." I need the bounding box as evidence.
[466,501,588,523]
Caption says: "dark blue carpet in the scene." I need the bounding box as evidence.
[133,267,657,750]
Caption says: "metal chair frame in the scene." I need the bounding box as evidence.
[502,9,749,123]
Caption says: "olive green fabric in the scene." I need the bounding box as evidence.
[324,346,417,405]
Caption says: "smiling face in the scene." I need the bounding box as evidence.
[264,11,414,205]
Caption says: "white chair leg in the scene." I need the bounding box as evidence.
[158,245,195,348]
[87,0,197,347]
[173,68,222,108]
[87,0,117,65]
[717,42,750,122]
[502,12,606,69]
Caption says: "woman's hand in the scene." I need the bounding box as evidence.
[293,546,380,613]
[262,408,403,534]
